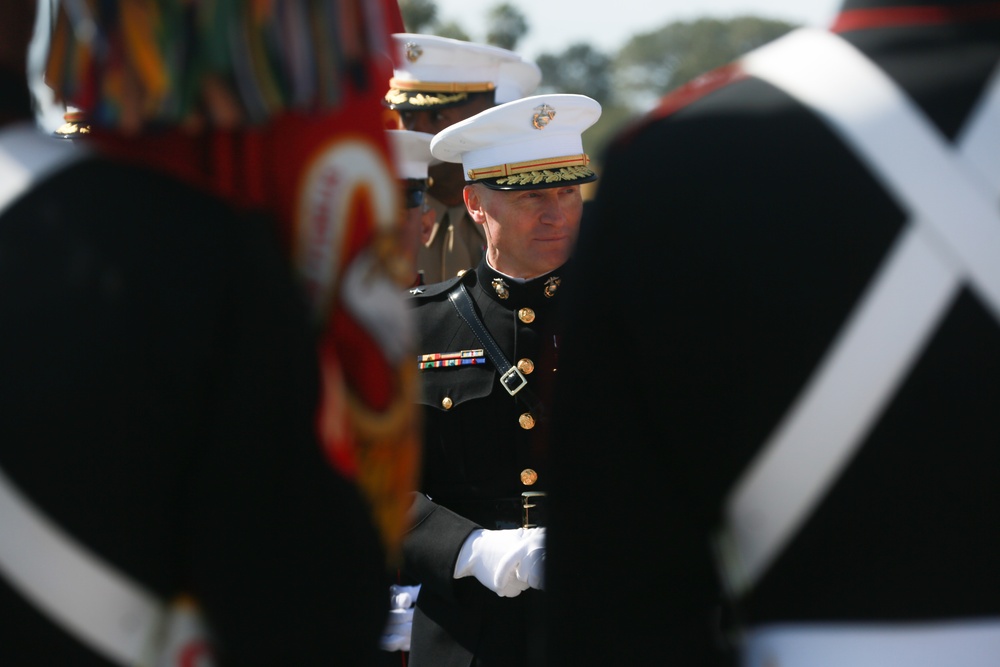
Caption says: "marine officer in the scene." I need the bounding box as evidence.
[384,33,542,284]
[401,93,602,667]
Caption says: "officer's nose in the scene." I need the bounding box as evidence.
[539,194,569,225]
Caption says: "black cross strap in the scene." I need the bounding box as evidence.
[448,282,544,417]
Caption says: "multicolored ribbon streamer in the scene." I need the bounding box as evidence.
[43,0,418,566]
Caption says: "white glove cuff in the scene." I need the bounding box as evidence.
[454,528,485,579]
[453,528,545,597]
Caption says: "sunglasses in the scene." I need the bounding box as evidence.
[403,180,429,209]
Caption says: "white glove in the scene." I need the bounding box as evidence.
[519,546,545,591]
[379,584,420,652]
[453,527,546,597]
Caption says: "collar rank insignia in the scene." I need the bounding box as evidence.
[492,278,510,299]
[409,286,425,295]
[532,104,556,130]
[418,349,486,370]
[405,42,423,62]
[544,276,561,298]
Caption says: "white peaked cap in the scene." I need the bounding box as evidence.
[386,129,435,180]
[386,33,540,109]
[495,58,543,103]
[430,94,602,190]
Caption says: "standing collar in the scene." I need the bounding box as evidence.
[475,259,568,307]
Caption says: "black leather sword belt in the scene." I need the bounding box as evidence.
[448,282,545,420]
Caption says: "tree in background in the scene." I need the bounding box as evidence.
[398,2,795,111]
[537,43,612,104]
[392,2,799,169]
[399,0,520,46]
[434,20,472,41]
[399,0,437,32]
[486,3,529,50]
[614,16,797,109]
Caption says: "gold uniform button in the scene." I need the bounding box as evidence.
[520,468,538,486]
[518,308,535,324]
[516,358,535,375]
[441,397,453,410]
[518,413,536,430]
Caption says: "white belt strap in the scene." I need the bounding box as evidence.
[715,29,1000,598]
[0,124,166,665]
[0,467,165,665]
[743,619,1000,667]
[0,122,85,215]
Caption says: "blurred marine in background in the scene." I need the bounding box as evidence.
[0,0,418,665]
[548,0,1000,665]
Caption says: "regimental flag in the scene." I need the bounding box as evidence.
[45,0,419,566]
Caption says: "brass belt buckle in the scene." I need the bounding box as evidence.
[521,491,546,528]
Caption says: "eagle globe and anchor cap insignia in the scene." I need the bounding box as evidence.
[405,41,423,63]
[532,104,556,130]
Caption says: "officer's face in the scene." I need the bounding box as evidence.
[396,97,494,135]
[465,184,583,279]
[396,180,429,269]
[398,99,496,206]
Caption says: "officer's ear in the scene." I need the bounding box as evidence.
[464,184,489,226]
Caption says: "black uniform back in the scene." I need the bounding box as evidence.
[546,1,1000,665]
[0,149,387,666]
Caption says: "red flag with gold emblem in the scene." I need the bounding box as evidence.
[45,0,419,565]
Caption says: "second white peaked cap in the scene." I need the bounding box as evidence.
[430,94,602,190]
[385,33,541,110]
[386,129,436,180]
[495,58,543,104]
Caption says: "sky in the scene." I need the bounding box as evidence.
[427,0,842,60]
